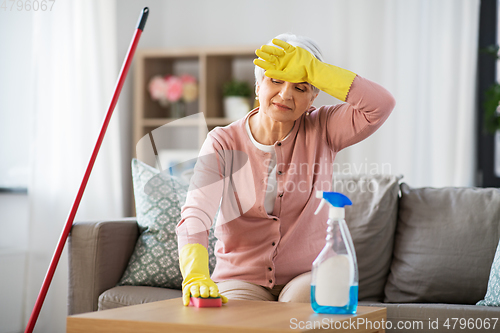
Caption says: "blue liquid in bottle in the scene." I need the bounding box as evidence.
[310,284,358,314]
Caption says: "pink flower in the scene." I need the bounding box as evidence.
[164,75,183,102]
[149,74,199,105]
[148,75,166,101]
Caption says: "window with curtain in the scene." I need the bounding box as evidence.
[0,10,34,333]
[0,12,33,191]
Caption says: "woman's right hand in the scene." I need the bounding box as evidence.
[179,243,228,306]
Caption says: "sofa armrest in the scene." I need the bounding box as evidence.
[68,218,138,315]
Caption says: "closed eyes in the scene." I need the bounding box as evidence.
[271,79,308,92]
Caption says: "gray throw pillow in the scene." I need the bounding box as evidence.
[385,183,500,304]
[118,158,217,289]
[332,174,402,302]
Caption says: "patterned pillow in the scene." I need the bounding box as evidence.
[118,158,217,289]
[477,238,500,306]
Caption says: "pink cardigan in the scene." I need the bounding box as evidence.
[176,76,395,288]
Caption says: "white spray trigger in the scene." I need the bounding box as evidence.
[314,191,350,219]
[315,200,326,215]
[314,191,325,215]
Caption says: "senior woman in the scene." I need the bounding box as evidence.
[176,33,395,306]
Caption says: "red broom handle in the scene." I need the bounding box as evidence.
[25,7,149,333]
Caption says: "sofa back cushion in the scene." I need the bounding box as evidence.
[332,174,401,302]
[385,183,500,304]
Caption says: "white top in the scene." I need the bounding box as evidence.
[245,117,277,214]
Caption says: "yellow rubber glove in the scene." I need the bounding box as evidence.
[179,243,228,306]
[254,39,357,102]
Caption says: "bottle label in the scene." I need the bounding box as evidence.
[315,255,351,307]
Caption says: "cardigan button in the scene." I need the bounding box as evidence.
[279,193,284,197]
[277,142,282,146]
[272,242,276,246]
[273,218,277,221]
[277,171,283,175]
[268,267,272,271]
[269,279,273,283]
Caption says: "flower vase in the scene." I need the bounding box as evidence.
[170,102,186,118]
[158,98,169,108]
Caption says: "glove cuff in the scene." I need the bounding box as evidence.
[179,243,210,278]
[311,60,357,102]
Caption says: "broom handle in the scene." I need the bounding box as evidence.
[25,7,149,333]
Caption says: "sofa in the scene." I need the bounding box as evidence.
[68,175,500,333]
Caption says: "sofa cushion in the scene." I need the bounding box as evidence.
[98,286,182,311]
[332,174,402,302]
[361,301,500,333]
[385,183,500,304]
[118,158,217,289]
[477,236,500,306]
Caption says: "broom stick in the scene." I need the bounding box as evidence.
[24,7,149,333]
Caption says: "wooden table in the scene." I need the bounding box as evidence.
[67,298,387,333]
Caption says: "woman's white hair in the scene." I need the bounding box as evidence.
[254,33,324,94]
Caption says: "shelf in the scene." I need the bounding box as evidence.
[137,46,258,57]
[143,118,199,127]
[142,117,238,128]
[206,118,239,126]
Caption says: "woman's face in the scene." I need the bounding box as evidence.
[256,76,318,124]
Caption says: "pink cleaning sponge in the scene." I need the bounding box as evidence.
[189,296,222,308]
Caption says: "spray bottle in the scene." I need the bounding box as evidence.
[311,191,358,314]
